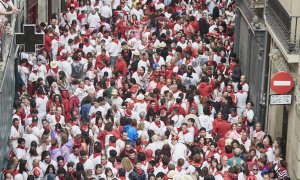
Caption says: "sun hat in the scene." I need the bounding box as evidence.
[50,60,58,68]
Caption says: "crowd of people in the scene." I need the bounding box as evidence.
[4,0,290,179]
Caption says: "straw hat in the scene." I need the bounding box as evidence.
[136,94,145,101]
[167,170,176,179]
[111,89,118,95]
[50,60,58,68]
[133,50,140,56]
[159,41,166,48]
[205,133,213,139]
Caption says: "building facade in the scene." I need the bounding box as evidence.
[264,0,300,179]
[237,0,300,178]
[234,0,267,122]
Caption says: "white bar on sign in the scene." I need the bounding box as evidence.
[274,81,291,86]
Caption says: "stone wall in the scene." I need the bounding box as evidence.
[267,45,300,180]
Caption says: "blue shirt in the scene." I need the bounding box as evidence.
[122,125,138,145]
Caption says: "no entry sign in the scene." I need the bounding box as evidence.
[270,72,294,94]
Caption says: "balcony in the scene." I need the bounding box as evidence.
[265,0,300,59]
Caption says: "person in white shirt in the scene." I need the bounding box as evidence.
[79,150,94,170]
[252,164,263,180]
[111,89,123,108]
[130,3,144,21]
[170,139,187,164]
[240,75,249,93]
[149,115,166,137]
[89,99,106,118]
[59,28,71,46]
[15,138,27,160]
[50,106,65,126]
[171,107,184,128]
[36,59,47,82]
[74,81,88,104]
[198,106,213,132]
[67,6,77,23]
[145,135,164,156]
[238,131,251,152]
[100,3,112,21]
[40,153,58,174]
[235,84,248,117]
[87,9,100,29]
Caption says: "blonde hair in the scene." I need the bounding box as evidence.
[121,157,133,172]
[138,122,145,130]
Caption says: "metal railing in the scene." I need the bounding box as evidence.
[0,14,17,62]
[265,0,300,53]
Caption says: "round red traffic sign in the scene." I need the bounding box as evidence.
[270,72,294,94]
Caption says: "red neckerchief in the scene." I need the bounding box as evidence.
[37,94,44,99]
[154,121,161,128]
[70,121,78,126]
[17,145,25,149]
[51,146,58,150]
[109,143,116,148]
[193,161,202,167]
[241,138,247,144]
[119,177,126,180]
[51,67,59,74]
[210,166,215,172]
[94,153,101,158]
[30,122,38,128]
[183,130,189,135]
[55,115,61,123]
[177,166,183,172]
[155,163,160,168]
[236,129,242,134]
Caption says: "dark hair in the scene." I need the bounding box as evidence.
[45,164,56,175]
[57,167,66,175]
[203,106,211,116]
[18,160,28,174]
[17,138,25,144]
[76,162,85,172]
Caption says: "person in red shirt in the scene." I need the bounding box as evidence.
[96,49,110,70]
[44,28,55,53]
[212,112,231,138]
[115,53,128,77]
[197,76,212,98]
